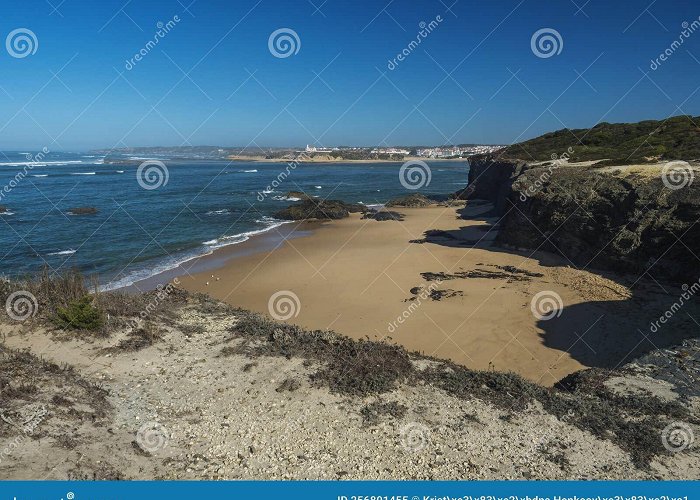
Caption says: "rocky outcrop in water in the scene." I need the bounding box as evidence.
[68,207,99,216]
[465,155,700,282]
[274,199,367,220]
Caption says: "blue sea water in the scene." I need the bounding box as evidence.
[0,151,469,290]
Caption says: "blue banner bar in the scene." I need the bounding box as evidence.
[0,481,696,500]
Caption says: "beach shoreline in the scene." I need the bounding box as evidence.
[174,203,638,385]
[119,220,320,294]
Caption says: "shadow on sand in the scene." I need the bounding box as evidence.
[414,200,700,371]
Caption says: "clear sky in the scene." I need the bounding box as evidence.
[1,0,699,150]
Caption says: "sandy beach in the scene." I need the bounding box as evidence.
[178,203,636,385]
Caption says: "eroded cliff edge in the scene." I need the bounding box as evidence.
[462,155,700,283]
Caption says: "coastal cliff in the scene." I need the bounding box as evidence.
[464,155,700,282]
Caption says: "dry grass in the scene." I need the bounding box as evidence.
[0,345,110,438]
[0,268,170,336]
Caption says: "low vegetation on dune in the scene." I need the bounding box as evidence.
[0,271,697,472]
[0,345,111,439]
[224,308,697,468]
[0,268,163,336]
[499,115,700,163]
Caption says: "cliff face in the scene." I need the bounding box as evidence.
[466,156,700,282]
[458,156,529,212]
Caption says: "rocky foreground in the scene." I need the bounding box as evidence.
[0,289,698,480]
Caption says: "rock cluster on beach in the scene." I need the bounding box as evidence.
[361,210,405,221]
[385,193,434,208]
[274,193,438,221]
[274,198,367,220]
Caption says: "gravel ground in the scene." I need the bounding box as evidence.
[0,298,698,480]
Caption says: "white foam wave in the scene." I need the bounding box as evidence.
[242,169,258,173]
[272,195,301,202]
[0,160,83,167]
[203,219,288,249]
[101,219,292,291]
[47,249,76,256]
[314,185,322,189]
[31,174,48,177]
[100,252,210,292]
[71,172,96,175]
[206,209,231,215]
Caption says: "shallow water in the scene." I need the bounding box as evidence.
[0,151,469,289]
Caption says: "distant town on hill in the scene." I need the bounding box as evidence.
[93,143,504,162]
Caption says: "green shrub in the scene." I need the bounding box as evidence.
[53,296,104,331]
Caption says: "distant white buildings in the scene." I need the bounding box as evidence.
[370,147,410,155]
[299,144,503,157]
[416,145,503,158]
[305,145,334,153]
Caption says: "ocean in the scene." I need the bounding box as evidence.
[0,151,469,290]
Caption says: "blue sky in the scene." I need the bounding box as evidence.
[1,0,699,149]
